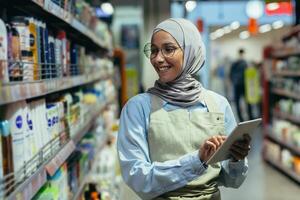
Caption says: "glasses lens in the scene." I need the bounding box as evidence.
[162,47,176,58]
[144,43,152,58]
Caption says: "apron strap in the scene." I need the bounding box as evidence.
[150,94,164,114]
[200,90,220,113]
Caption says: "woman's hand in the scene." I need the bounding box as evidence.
[229,134,251,162]
[199,135,227,162]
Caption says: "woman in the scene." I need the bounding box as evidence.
[117,18,251,200]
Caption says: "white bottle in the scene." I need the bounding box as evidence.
[26,103,38,161]
[5,101,26,178]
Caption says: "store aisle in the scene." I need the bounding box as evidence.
[221,128,300,200]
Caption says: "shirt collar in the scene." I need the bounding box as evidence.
[162,99,206,108]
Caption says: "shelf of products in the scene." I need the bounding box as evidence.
[273,110,300,125]
[265,156,300,184]
[0,74,110,106]
[0,0,112,51]
[31,103,120,200]
[0,1,118,199]
[271,48,300,59]
[273,70,300,77]
[266,130,300,156]
[272,88,300,101]
[6,101,109,200]
[263,26,300,184]
[33,0,108,49]
[71,134,108,200]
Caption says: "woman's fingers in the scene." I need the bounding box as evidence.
[200,135,228,162]
[230,146,248,160]
[205,140,217,152]
[230,134,252,161]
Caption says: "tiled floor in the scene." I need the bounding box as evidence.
[220,128,300,200]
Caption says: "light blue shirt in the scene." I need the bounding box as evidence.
[117,91,248,200]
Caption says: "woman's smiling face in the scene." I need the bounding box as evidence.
[150,30,184,83]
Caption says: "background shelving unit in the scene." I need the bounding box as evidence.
[0,0,117,199]
[0,0,110,52]
[262,26,300,184]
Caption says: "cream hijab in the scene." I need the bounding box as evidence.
[147,18,206,107]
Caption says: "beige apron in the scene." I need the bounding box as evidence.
[148,91,225,200]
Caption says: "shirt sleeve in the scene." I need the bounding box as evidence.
[218,97,248,188]
[117,97,207,200]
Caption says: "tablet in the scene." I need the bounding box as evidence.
[206,118,262,165]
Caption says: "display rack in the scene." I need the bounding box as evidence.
[6,103,109,200]
[271,88,300,101]
[0,74,109,106]
[71,133,108,200]
[266,129,300,156]
[0,0,116,199]
[273,110,300,125]
[265,157,300,183]
[271,48,300,58]
[263,27,300,184]
[273,70,300,77]
[0,0,109,51]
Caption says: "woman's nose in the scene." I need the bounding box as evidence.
[154,50,165,63]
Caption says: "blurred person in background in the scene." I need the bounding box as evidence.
[230,48,253,122]
[117,18,251,200]
[211,56,233,100]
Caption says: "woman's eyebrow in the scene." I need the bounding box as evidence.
[151,42,177,48]
[162,42,177,46]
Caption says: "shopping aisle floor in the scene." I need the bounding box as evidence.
[220,127,300,200]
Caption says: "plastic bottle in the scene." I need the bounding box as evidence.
[28,18,39,80]
[11,17,31,81]
[57,31,67,77]
[5,101,27,181]
[7,24,22,81]
[0,18,9,83]
[0,120,13,196]
[54,38,62,77]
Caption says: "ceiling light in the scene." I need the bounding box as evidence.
[101,2,114,15]
[259,24,272,33]
[215,29,225,37]
[223,26,232,34]
[272,20,284,29]
[185,1,197,12]
[239,31,250,39]
[230,21,240,30]
[246,0,264,19]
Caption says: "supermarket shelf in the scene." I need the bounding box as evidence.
[72,104,107,144]
[272,88,300,101]
[72,176,89,200]
[265,157,300,184]
[272,48,300,58]
[72,134,108,200]
[45,140,76,176]
[266,131,300,156]
[273,110,300,124]
[273,70,300,77]
[7,104,107,200]
[38,0,106,49]
[282,25,300,42]
[7,163,47,200]
[0,0,108,51]
[0,74,105,106]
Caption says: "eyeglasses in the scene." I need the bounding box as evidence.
[143,43,182,59]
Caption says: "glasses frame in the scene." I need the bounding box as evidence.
[143,43,183,59]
